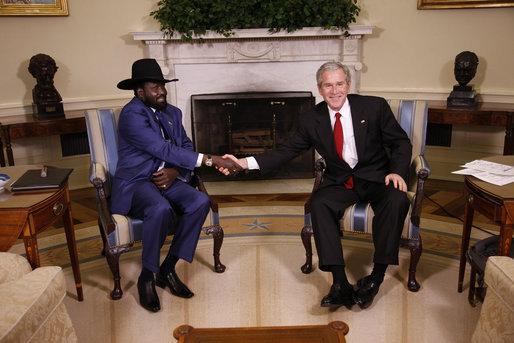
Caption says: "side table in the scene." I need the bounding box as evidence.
[173,321,349,343]
[427,101,514,155]
[0,165,83,301]
[458,155,514,294]
[0,110,86,167]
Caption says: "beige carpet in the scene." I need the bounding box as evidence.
[61,232,482,343]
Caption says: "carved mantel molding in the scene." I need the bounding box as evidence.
[131,26,375,93]
[131,26,375,136]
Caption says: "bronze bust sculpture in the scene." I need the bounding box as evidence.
[447,51,479,108]
[28,53,64,119]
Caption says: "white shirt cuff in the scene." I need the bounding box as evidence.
[196,153,204,167]
[246,157,260,170]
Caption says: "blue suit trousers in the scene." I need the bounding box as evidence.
[129,179,210,274]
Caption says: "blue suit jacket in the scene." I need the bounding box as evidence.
[111,97,199,215]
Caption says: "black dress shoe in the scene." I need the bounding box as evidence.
[354,275,381,309]
[320,283,355,308]
[137,279,160,312]
[156,271,194,298]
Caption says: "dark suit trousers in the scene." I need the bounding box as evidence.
[310,179,410,271]
[129,180,211,274]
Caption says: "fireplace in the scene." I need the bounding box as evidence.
[131,26,374,183]
[191,92,315,181]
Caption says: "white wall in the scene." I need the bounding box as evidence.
[1,0,513,186]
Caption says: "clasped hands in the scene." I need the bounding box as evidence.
[151,154,245,191]
[211,154,245,176]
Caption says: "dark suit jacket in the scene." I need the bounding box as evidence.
[255,94,412,188]
[111,97,199,215]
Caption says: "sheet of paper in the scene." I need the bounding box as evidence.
[452,159,514,186]
[461,160,514,176]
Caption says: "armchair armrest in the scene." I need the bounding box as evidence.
[304,158,326,214]
[195,175,219,214]
[0,253,32,284]
[409,155,430,228]
[89,163,116,236]
[89,162,107,184]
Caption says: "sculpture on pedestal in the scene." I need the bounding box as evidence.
[447,51,479,108]
[28,53,64,119]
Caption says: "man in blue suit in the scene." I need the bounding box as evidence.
[114,59,241,312]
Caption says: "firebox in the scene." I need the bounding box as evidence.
[191,92,315,181]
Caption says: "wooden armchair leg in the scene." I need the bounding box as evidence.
[406,238,422,292]
[105,245,130,300]
[301,225,314,274]
[202,225,226,273]
[98,220,107,256]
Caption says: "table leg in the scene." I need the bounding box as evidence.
[0,124,5,167]
[62,194,83,301]
[499,207,513,256]
[504,114,514,155]
[2,126,14,166]
[458,194,474,292]
[22,222,40,269]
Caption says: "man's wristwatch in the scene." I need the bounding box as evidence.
[205,154,213,167]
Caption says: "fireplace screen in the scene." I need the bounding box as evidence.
[191,92,315,181]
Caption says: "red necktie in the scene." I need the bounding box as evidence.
[334,112,354,189]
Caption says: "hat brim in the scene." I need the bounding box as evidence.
[117,77,179,90]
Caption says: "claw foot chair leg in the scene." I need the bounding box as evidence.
[301,225,313,274]
[203,225,226,273]
[105,246,130,300]
[407,239,422,292]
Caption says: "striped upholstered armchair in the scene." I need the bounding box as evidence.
[300,99,430,292]
[84,108,225,300]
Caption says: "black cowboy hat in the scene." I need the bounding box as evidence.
[117,58,178,90]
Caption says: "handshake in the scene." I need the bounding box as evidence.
[205,154,248,176]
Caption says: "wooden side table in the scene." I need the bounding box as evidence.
[458,155,514,294]
[0,165,83,301]
[0,110,86,167]
[427,101,514,155]
[173,321,349,343]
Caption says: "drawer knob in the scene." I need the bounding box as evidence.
[53,201,63,216]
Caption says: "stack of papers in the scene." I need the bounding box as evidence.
[453,160,514,186]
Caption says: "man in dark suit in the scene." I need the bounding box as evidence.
[221,61,412,309]
[113,58,241,312]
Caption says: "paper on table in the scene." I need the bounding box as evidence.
[452,159,514,186]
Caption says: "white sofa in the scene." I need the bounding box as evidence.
[0,252,77,343]
[472,256,514,343]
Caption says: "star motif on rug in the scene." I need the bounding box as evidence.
[243,218,272,231]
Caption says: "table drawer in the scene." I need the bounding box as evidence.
[31,191,68,232]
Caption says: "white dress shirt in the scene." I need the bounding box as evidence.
[329,100,358,169]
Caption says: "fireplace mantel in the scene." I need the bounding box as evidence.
[131,26,375,136]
